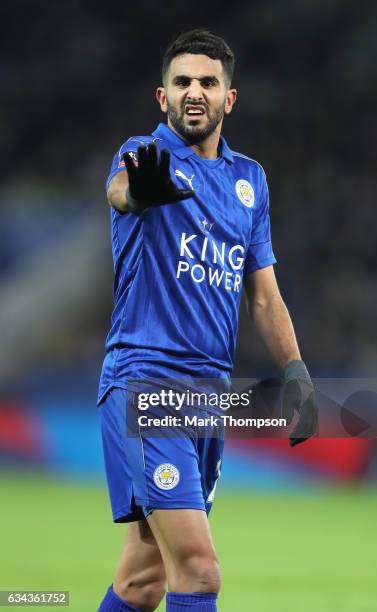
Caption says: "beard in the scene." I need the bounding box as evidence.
[166,98,225,145]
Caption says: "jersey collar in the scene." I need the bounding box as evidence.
[152,122,234,164]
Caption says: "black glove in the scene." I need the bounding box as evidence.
[282,360,318,447]
[123,143,194,213]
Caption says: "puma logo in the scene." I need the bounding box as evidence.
[175,169,195,191]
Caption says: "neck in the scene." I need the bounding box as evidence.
[167,119,222,160]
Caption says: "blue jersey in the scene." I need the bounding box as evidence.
[98,123,276,404]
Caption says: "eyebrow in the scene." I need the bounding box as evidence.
[172,75,220,85]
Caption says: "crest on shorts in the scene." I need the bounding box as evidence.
[154,463,180,490]
[235,179,255,208]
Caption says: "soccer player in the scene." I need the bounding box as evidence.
[97,29,317,612]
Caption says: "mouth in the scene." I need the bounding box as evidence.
[184,104,206,119]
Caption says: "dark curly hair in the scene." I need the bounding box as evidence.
[162,28,235,85]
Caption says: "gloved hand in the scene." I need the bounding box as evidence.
[123,143,194,213]
[282,360,318,447]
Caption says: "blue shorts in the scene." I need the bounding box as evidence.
[99,387,224,523]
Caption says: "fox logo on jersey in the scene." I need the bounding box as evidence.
[235,179,254,207]
[154,464,180,490]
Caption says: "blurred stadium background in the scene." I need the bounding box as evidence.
[1,1,377,610]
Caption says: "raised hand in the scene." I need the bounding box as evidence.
[123,143,194,212]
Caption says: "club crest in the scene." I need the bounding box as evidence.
[154,463,180,490]
[235,179,255,208]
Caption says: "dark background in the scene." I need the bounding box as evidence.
[1,0,377,393]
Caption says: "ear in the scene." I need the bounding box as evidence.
[156,86,168,113]
[224,88,237,115]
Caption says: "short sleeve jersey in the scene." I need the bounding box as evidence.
[98,123,276,403]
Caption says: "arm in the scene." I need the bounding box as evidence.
[107,171,130,213]
[243,265,300,369]
[244,265,318,446]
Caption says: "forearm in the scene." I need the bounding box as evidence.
[107,187,128,213]
[107,172,144,214]
[107,187,146,214]
[252,294,301,370]
[244,268,317,445]
[107,170,128,213]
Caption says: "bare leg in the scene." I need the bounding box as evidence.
[147,509,221,594]
[113,520,166,611]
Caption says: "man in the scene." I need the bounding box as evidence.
[98,29,317,612]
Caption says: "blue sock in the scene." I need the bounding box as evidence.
[166,592,217,610]
[98,585,141,611]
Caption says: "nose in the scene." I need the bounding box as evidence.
[186,78,204,101]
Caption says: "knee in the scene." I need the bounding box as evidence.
[115,568,165,611]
